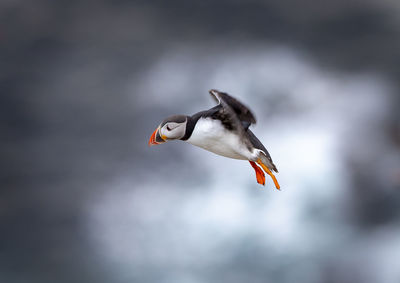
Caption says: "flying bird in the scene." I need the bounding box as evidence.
[148,90,280,189]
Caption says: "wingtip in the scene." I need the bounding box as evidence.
[209,89,221,104]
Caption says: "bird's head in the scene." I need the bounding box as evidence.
[148,115,188,146]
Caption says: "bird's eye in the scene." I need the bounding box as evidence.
[166,125,172,131]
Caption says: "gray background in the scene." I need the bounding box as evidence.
[1,0,400,282]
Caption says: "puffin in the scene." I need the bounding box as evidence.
[148,89,280,189]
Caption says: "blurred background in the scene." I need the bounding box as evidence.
[1,0,400,282]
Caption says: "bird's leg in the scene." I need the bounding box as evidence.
[257,159,280,190]
[249,161,265,185]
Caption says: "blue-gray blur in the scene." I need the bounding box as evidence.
[1,1,400,282]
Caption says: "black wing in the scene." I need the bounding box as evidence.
[209,89,256,124]
[208,89,254,150]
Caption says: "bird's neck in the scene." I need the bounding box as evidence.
[181,115,201,141]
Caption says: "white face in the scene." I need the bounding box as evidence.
[159,120,187,140]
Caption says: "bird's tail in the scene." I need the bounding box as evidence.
[256,150,278,173]
[255,150,280,190]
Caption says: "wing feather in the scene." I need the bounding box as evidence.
[209,89,253,150]
[209,89,256,124]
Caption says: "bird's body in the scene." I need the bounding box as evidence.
[149,89,280,189]
[186,117,251,160]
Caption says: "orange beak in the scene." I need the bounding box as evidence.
[149,127,159,146]
[148,127,165,146]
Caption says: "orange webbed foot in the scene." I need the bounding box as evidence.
[256,159,280,190]
[249,161,265,185]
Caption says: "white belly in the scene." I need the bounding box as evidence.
[186,118,251,160]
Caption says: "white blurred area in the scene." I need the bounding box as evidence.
[87,44,399,282]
